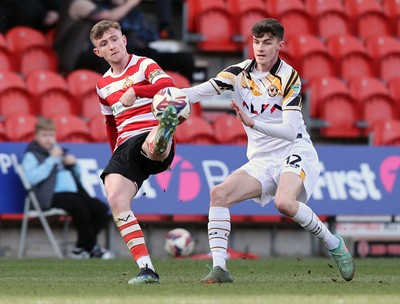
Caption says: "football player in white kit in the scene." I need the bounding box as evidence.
[182,18,355,283]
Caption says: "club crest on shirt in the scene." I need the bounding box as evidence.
[122,76,133,88]
[267,85,278,97]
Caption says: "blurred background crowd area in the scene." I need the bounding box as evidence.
[0,0,400,147]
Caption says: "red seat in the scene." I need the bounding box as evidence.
[366,35,400,82]
[0,70,25,92]
[227,0,268,44]
[88,114,108,142]
[319,94,360,138]
[387,76,400,110]
[66,69,101,99]
[0,88,33,119]
[5,113,38,142]
[370,119,400,146]
[286,34,336,83]
[175,116,217,144]
[194,0,239,52]
[383,0,400,35]
[18,45,58,75]
[326,34,375,82]
[0,47,13,71]
[81,90,100,121]
[345,0,392,41]
[52,114,92,143]
[349,76,399,134]
[5,26,48,70]
[213,113,247,145]
[268,0,314,39]
[307,76,350,119]
[39,90,75,118]
[304,0,351,40]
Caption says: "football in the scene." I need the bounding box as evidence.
[164,228,195,257]
[152,87,191,124]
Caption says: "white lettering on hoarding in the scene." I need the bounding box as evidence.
[313,162,382,201]
[201,160,230,189]
[0,153,13,174]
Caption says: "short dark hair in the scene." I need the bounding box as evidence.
[252,18,284,40]
[90,20,122,45]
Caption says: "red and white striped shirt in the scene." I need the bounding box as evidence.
[96,55,175,151]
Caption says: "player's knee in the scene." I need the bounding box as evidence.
[106,191,126,212]
[210,185,228,207]
[274,195,297,217]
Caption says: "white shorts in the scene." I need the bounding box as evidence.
[239,139,320,206]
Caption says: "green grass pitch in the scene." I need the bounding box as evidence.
[0,257,399,304]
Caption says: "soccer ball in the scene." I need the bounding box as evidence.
[164,228,195,257]
[152,87,191,124]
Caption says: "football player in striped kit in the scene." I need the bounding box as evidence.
[182,18,355,284]
[90,20,178,284]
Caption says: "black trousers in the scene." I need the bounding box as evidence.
[52,192,110,251]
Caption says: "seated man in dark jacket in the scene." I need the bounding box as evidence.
[21,117,114,259]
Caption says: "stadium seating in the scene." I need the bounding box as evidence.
[226,0,268,44]
[268,0,314,40]
[349,76,399,134]
[18,45,58,76]
[326,34,375,82]
[190,0,239,52]
[344,0,392,41]
[66,69,101,100]
[0,45,13,71]
[213,113,247,145]
[0,89,33,119]
[165,70,191,88]
[52,114,92,142]
[370,119,400,146]
[5,113,37,142]
[286,34,336,84]
[304,0,351,40]
[0,121,7,141]
[81,90,101,121]
[387,76,400,110]
[88,114,108,142]
[383,0,400,35]
[175,116,217,144]
[365,35,400,82]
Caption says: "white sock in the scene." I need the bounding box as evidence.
[208,206,231,270]
[292,203,339,250]
[137,256,155,272]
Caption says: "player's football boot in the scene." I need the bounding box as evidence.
[200,266,233,284]
[329,234,355,281]
[128,266,160,284]
[153,105,178,155]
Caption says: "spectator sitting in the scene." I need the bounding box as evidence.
[21,117,114,259]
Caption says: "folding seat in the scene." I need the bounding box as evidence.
[349,76,399,134]
[344,0,392,41]
[268,0,314,39]
[66,69,102,100]
[213,113,247,145]
[306,76,350,120]
[88,114,108,142]
[18,45,58,76]
[326,34,375,82]
[387,76,400,110]
[304,0,351,40]
[81,90,101,121]
[52,114,92,143]
[318,94,361,138]
[26,70,75,116]
[286,34,336,84]
[174,116,217,144]
[165,70,191,88]
[0,70,25,92]
[370,119,400,146]
[194,0,239,52]
[227,0,268,44]
[0,46,13,71]
[5,113,37,142]
[5,26,48,70]
[383,0,400,35]
[365,35,400,82]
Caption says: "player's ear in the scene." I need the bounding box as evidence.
[93,47,103,58]
[278,40,285,50]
